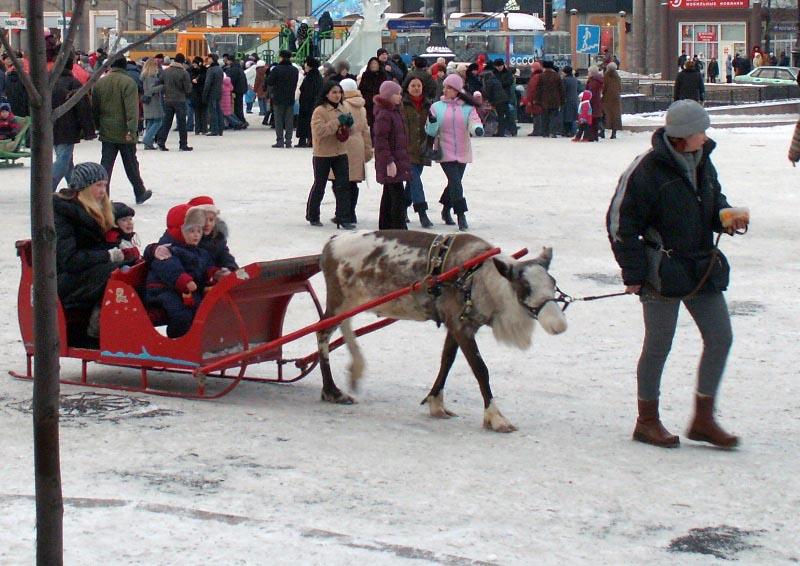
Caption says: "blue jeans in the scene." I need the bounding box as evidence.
[207,96,223,135]
[52,143,75,191]
[186,99,194,131]
[143,118,162,147]
[258,97,267,115]
[405,163,426,208]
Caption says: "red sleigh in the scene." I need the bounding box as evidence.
[12,239,523,399]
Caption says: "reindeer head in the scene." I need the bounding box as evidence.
[493,247,568,335]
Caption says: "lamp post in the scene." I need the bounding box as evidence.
[570,8,578,70]
[618,10,627,70]
[421,0,455,66]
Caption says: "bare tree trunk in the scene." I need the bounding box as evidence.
[26,1,63,562]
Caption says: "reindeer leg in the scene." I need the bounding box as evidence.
[317,324,355,405]
[421,331,459,418]
[451,329,517,433]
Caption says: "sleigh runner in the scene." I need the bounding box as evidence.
[12,237,528,401]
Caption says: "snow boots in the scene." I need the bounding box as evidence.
[633,399,679,448]
[441,207,456,226]
[686,394,739,448]
[457,213,469,231]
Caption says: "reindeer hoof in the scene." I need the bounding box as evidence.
[321,389,356,405]
[425,394,458,419]
[483,421,518,433]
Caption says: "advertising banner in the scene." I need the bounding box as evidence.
[669,0,749,9]
[1,16,27,29]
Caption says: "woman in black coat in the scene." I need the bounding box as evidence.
[297,57,323,147]
[54,162,132,337]
[190,57,208,134]
[358,57,387,130]
[52,59,96,190]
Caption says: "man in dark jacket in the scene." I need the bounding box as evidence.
[265,50,299,148]
[224,55,248,124]
[4,62,29,118]
[673,60,705,102]
[52,58,96,191]
[536,60,565,138]
[481,68,509,137]
[92,56,152,204]
[493,59,517,136]
[203,54,224,136]
[606,99,746,450]
[156,53,193,151]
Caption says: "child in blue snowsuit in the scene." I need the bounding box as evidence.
[146,205,216,338]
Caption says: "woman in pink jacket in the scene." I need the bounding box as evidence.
[424,74,483,231]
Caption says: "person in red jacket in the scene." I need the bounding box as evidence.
[372,81,411,229]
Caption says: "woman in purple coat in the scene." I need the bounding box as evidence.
[373,80,411,229]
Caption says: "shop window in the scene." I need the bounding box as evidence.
[720,24,745,42]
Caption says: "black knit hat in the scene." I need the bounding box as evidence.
[68,162,108,191]
[112,201,135,220]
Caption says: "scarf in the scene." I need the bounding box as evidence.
[410,93,425,113]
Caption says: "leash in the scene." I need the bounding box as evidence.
[550,288,629,312]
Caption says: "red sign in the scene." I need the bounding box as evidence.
[152,17,173,26]
[696,31,717,41]
[669,0,749,8]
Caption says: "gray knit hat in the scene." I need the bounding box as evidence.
[664,99,710,138]
[68,162,108,191]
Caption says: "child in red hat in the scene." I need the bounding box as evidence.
[145,205,218,338]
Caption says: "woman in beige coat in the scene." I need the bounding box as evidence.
[331,78,373,224]
[305,81,354,228]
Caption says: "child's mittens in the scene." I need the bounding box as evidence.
[175,273,196,293]
[122,247,140,261]
[108,248,125,263]
[181,291,195,308]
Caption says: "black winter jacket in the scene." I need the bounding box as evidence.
[673,68,705,102]
[5,70,29,117]
[299,68,323,113]
[265,60,299,105]
[225,62,248,96]
[481,70,508,105]
[52,69,95,146]
[203,63,224,101]
[606,128,730,287]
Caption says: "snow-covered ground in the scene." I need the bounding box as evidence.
[1,118,799,564]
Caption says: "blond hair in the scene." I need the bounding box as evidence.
[77,189,115,232]
[141,57,161,78]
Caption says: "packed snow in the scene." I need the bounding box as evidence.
[1,117,799,564]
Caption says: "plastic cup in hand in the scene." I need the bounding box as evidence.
[719,207,749,228]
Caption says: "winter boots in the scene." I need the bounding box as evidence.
[633,399,680,448]
[418,210,433,228]
[686,394,739,448]
[456,213,469,231]
[441,207,456,226]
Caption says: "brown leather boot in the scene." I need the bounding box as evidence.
[633,399,680,448]
[687,394,739,448]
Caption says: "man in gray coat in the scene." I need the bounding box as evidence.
[156,53,193,151]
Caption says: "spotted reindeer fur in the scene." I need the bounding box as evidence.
[316,230,567,432]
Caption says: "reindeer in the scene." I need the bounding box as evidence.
[316,230,568,432]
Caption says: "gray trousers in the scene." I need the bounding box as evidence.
[636,291,732,400]
[274,103,294,146]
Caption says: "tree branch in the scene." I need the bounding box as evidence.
[48,0,88,90]
[0,29,43,107]
[52,0,222,121]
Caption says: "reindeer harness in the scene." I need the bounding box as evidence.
[425,234,483,324]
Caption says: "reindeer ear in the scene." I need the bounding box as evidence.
[493,257,517,281]
[533,247,553,270]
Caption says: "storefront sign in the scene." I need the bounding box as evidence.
[152,17,173,27]
[387,18,432,31]
[696,31,716,41]
[669,0,749,8]
[57,17,71,27]
[1,16,27,29]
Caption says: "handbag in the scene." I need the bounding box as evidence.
[420,134,442,162]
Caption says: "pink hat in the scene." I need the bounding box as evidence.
[442,73,463,92]
[379,80,402,99]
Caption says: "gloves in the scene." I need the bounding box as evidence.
[338,112,354,128]
[181,291,195,308]
[428,113,437,124]
[475,127,484,137]
[108,248,125,263]
[386,162,397,178]
[122,247,140,262]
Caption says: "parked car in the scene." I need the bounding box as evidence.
[734,66,800,86]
